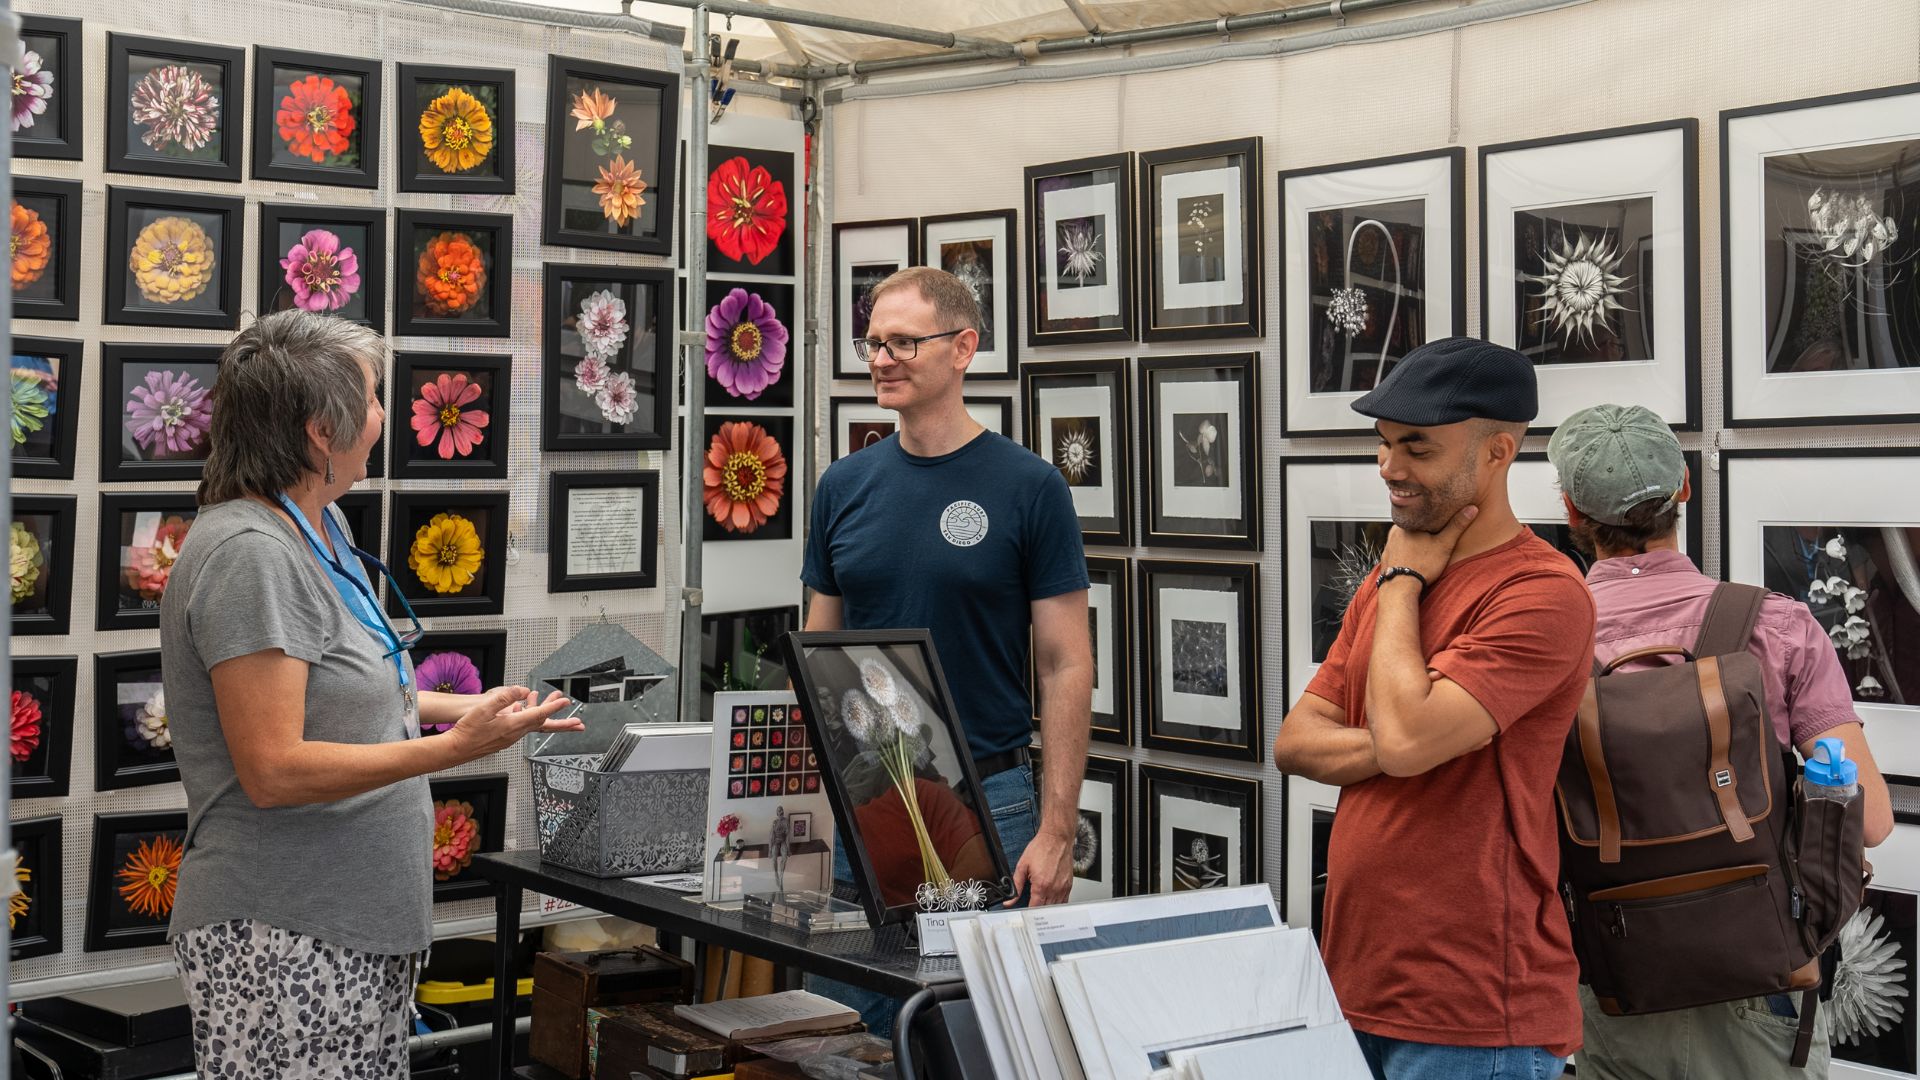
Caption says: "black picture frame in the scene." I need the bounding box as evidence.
[412,631,508,732]
[968,396,1016,441]
[11,176,82,322]
[541,55,679,255]
[389,352,511,479]
[98,343,222,482]
[84,811,187,952]
[103,186,244,331]
[10,656,76,800]
[831,218,921,377]
[10,814,63,961]
[256,202,388,333]
[1138,558,1262,762]
[1138,137,1265,342]
[386,491,511,618]
[335,490,385,565]
[1020,357,1132,545]
[10,336,83,479]
[1139,352,1262,550]
[11,495,76,638]
[106,33,245,182]
[93,649,178,792]
[1140,763,1262,895]
[700,414,796,543]
[14,15,84,160]
[429,774,510,901]
[702,278,798,408]
[548,470,661,593]
[1034,554,1132,745]
[396,64,517,194]
[96,493,201,632]
[919,208,1020,379]
[701,606,800,720]
[1025,152,1136,346]
[1079,753,1134,899]
[705,143,799,276]
[250,46,381,189]
[541,263,674,451]
[780,629,1016,927]
[394,209,513,338]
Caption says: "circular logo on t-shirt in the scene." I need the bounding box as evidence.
[939,500,989,547]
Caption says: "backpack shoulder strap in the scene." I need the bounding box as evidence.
[1694,583,1767,657]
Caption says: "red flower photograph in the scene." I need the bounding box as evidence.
[275,73,357,164]
[706,151,790,271]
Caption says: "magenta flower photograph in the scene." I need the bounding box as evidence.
[99,345,220,482]
[390,353,511,480]
[257,204,385,332]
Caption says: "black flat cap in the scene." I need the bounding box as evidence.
[1352,336,1538,426]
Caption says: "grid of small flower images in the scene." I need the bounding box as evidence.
[724,702,822,800]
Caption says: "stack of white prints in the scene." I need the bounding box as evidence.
[1162,1021,1371,1080]
[594,722,711,772]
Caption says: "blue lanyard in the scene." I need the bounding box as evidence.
[274,493,413,705]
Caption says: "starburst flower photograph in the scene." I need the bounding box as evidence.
[86,813,186,948]
[1049,416,1102,487]
[705,284,792,404]
[1056,216,1108,289]
[545,58,675,252]
[393,355,510,478]
[116,832,182,918]
[703,417,792,541]
[707,150,792,272]
[1511,203,1653,365]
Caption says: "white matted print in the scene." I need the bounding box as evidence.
[1043,182,1123,322]
[1070,756,1131,902]
[1141,353,1261,551]
[1090,577,1117,718]
[1141,559,1260,761]
[1156,586,1241,732]
[1157,167,1245,312]
[832,219,918,377]
[1157,380,1243,520]
[1022,359,1130,544]
[921,210,1017,379]
[1040,553,1131,744]
[1142,764,1260,895]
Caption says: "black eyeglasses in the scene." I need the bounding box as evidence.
[852,329,965,364]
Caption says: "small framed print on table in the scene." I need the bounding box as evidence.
[97,494,200,632]
[99,344,220,483]
[1034,554,1132,745]
[390,352,510,480]
[832,219,919,378]
[542,55,678,255]
[428,774,510,901]
[1021,358,1131,545]
[543,263,674,451]
[85,811,186,952]
[15,15,84,161]
[11,656,75,800]
[1138,137,1264,342]
[11,495,76,637]
[93,649,177,792]
[395,209,513,338]
[387,491,510,618]
[920,209,1019,378]
[1138,353,1261,550]
[105,187,244,331]
[12,176,83,322]
[1140,764,1261,894]
[1138,559,1261,762]
[1026,153,1135,347]
[397,63,516,195]
[10,815,63,961]
[257,203,386,332]
[106,33,245,182]
[1481,120,1699,431]
[1721,82,1920,427]
[548,470,660,593]
[250,47,381,188]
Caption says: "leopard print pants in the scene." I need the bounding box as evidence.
[173,919,417,1079]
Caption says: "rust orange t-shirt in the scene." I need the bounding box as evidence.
[1302,529,1595,1057]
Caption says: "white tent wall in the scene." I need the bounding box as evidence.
[820,0,1920,908]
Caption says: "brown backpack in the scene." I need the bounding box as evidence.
[1555,583,1869,1067]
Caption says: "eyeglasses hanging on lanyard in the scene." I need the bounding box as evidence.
[274,494,425,707]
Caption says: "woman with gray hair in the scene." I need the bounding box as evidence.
[159,310,579,1078]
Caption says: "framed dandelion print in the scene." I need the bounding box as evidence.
[93,649,178,792]
[11,815,62,962]
[106,34,244,182]
[11,176,81,322]
[1480,120,1700,430]
[11,495,76,637]
[542,55,678,255]
[99,344,219,482]
[84,811,186,952]
[429,774,510,902]
[549,470,661,593]
[1832,881,1920,1078]
[1139,138,1264,342]
[1138,559,1261,762]
[412,631,507,734]
[1722,82,1920,427]
[251,47,380,188]
[920,209,1019,378]
[390,352,510,480]
[1025,152,1136,347]
[832,219,920,378]
[1034,554,1132,745]
[1140,764,1261,895]
[257,203,386,332]
[387,491,510,618]
[1139,353,1261,550]
[96,494,199,632]
[395,209,513,338]
[335,491,384,564]
[11,656,76,800]
[1021,358,1131,545]
[542,263,673,451]
[11,336,82,479]
[104,187,243,331]
[1279,148,1467,436]
[397,63,515,194]
[707,143,796,277]
[702,415,794,543]
[13,15,83,160]
[704,279,796,408]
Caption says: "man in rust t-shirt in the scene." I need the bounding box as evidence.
[1274,337,1594,1078]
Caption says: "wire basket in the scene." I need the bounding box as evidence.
[528,753,710,878]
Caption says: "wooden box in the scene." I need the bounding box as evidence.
[528,947,695,1079]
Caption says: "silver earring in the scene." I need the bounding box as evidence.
[324,458,335,484]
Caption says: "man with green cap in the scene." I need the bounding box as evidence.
[1548,403,1894,1079]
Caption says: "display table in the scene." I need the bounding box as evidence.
[469,850,966,1077]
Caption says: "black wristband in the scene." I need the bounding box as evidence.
[1376,566,1428,592]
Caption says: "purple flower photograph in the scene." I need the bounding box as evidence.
[703,280,794,408]
[125,370,210,458]
[258,205,386,332]
[101,346,222,481]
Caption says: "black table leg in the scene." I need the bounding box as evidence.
[492,881,523,1077]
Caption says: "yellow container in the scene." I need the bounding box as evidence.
[415,976,534,1005]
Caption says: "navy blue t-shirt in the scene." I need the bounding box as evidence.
[802,430,1088,762]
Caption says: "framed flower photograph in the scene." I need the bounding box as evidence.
[387,492,510,618]
[704,279,796,408]
[921,209,1019,378]
[93,649,177,792]
[1139,353,1261,550]
[1021,358,1131,545]
[1139,138,1264,342]
[701,606,799,719]
[1033,554,1132,745]
[832,219,920,378]
[412,631,507,734]
[395,209,512,338]
[10,815,62,961]
[335,490,384,564]
[11,336,81,479]
[1832,883,1920,1078]
[251,47,379,188]
[542,263,673,451]
[542,55,678,254]
[1722,82,1920,427]
[1025,152,1136,347]
[702,415,794,543]
[98,344,220,482]
[389,352,509,480]
[707,144,796,276]
[11,495,75,637]
[106,34,244,182]
[428,774,509,901]
[1065,754,1132,901]
[13,15,83,160]
[1282,775,1338,931]
[1140,764,1261,894]
[11,176,81,321]
[257,203,386,332]
[397,63,515,194]
[96,494,200,632]
[548,470,660,593]
[1279,148,1467,436]
[1481,120,1700,430]
[84,811,186,952]
[1138,559,1262,762]
[104,187,243,330]
[11,656,76,800]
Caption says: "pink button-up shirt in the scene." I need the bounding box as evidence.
[1587,549,1860,748]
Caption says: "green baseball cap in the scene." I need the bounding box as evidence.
[1546,404,1685,526]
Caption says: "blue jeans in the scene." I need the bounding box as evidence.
[1354,1033,1567,1080]
[808,763,1040,1038]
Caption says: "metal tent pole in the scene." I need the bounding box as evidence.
[679,3,713,729]
[1,6,18,1015]
[639,0,1016,55]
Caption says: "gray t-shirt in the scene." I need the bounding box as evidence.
[161,498,433,956]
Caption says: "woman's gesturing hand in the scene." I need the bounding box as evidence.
[446,686,580,761]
